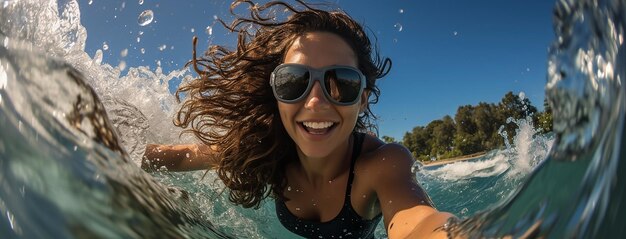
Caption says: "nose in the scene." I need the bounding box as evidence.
[304,81,331,111]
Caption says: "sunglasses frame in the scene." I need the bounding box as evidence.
[270,63,367,106]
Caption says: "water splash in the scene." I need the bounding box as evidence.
[0,0,194,164]
[0,36,231,239]
[449,0,626,237]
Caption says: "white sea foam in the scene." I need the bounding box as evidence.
[427,154,509,181]
[0,0,195,163]
[423,116,554,182]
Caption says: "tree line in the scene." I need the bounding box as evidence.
[382,92,553,162]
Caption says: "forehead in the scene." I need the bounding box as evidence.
[283,32,358,68]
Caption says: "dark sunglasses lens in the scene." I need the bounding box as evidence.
[324,68,362,103]
[274,66,310,101]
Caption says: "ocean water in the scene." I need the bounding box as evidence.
[0,0,624,239]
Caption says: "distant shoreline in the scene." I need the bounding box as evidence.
[422,152,487,167]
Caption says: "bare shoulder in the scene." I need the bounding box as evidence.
[360,134,416,170]
[362,135,415,165]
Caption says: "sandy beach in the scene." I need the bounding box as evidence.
[422,152,487,167]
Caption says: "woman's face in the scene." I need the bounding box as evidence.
[277,32,367,159]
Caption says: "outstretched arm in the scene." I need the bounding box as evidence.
[389,205,457,239]
[141,144,219,172]
[372,143,460,239]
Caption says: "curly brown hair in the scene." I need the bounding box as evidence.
[175,0,391,208]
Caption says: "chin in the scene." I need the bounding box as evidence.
[297,145,331,159]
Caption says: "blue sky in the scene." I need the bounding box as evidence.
[79,0,556,140]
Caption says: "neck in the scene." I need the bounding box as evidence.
[296,134,353,186]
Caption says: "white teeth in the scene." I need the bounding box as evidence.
[302,121,334,129]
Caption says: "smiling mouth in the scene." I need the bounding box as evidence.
[300,121,336,135]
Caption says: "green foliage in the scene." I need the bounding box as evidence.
[399,91,552,161]
[430,116,456,157]
[535,99,553,133]
[381,135,397,144]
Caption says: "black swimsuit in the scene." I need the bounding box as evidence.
[275,132,383,238]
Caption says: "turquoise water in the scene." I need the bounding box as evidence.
[0,0,624,238]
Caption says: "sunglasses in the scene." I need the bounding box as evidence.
[270,64,366,106]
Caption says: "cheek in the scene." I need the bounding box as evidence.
[277,102,296,124]
[341,106,361,123]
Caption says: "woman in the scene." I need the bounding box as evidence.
[143,1,456,238]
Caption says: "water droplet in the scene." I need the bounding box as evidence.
[399,9,404,14]
[140,48,145,54]
[118,61,126,71]
[295,207,301,211]
[138,31,144,36]
[138,0,144,5]
[136,37,141,43]
[453,31,458,36]
[138,10,154,26]
[393,38,398,43]
[461,207,469,214]
[213,15,218,20]
[362,194,366,198]
[191,28,195,33]
[206,26,213,35]
[102,42,109,50]
[287,186,292,191]
[186,153,190,158]
[158,44,167,51]
[120,48,128,57]
[388,200,393,204]
[394,23,403,32]
[73,145,78,151]
[88,0,93,5]
[93,49,102,65]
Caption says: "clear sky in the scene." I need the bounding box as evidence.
[79,0,556,140]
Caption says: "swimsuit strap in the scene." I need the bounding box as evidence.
[345,132,365,201]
